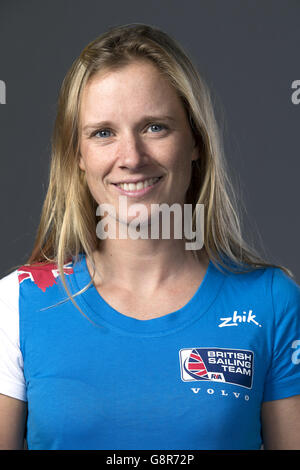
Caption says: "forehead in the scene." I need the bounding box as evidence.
[80,60,182,117]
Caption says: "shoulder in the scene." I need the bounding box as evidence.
[0,269,27,402]
[15,258,75,296]
[17,260,73,292]
[218,262,300,318]
[0,269,20,328]
[0,269,21,358]
[271,267,300,308]
[220,260,299,295]
[226,264,300,328]
[217,261,273,295]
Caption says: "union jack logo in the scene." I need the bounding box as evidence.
[186,349,208,378]
[17,260,73,292]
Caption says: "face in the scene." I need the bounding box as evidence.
[79,60,199,227]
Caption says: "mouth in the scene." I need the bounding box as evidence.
[111,176,164,197]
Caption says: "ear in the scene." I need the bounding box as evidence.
[78,154,86,171]
[191,143,200,163]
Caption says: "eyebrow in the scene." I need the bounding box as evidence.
[81,115,177,133]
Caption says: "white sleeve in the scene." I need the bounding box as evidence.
[0,269,27,402]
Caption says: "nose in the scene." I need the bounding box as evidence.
[116,131,148,169]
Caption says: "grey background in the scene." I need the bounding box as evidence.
[0,0,299,281]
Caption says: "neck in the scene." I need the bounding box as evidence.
[87,237,209,293]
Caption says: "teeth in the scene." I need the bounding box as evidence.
[117,177,160,191]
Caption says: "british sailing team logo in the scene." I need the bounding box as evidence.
[179,347,254,389]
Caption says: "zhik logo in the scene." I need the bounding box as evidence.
[218,310,262,328]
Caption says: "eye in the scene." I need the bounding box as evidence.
[92,129,112,138]
[147,123,166,133]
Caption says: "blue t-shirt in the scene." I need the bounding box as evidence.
[15,254,300,449]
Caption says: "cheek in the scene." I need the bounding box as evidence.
[79,145,104,179]
[168,149,193,180]
[79,153,105,201]
[167,145,194,195]
[79,140,99,171]
[165,135,194,168]
[83,169,105,206]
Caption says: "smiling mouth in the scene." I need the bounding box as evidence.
[113,176,163,191]
[111,175,164,197]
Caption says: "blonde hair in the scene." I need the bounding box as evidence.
[14,23,294,316]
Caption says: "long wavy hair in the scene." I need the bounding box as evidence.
[14,23,293,316]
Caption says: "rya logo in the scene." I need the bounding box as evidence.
[218,310,262,328]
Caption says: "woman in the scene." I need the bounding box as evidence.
[0,23,299,450]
